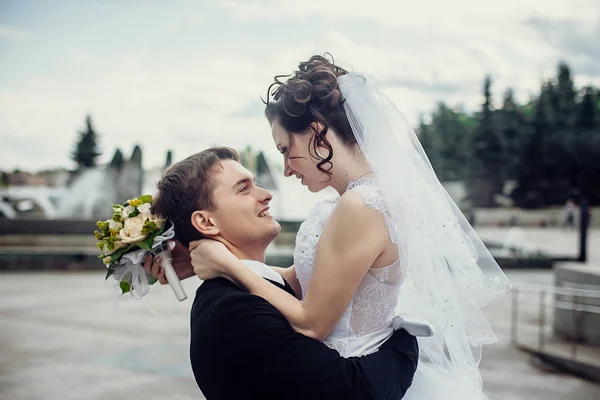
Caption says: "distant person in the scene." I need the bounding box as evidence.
[564,198,576,230]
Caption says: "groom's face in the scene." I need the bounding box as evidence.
[208,160,281,247]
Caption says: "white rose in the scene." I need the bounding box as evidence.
[119,215,148,244]
[103,256,112,266]
[137,203,152,220]
[109,220,123,232]
[122,205,135,219]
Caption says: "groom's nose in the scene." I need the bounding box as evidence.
[257,186,273,204]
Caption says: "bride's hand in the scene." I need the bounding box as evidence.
[188,239,240,281]
[144,240,195,284]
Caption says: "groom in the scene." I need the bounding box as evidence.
[149,147,419,400]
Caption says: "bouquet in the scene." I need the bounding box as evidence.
[95,194,187,302]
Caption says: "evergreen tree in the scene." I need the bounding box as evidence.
[497,88,527,180]
[550,62,578,198]
[0,171,8,187]
[165,150,173,169]
[109,149,124,170]
[575,86,600,203]
[72,114,101,169]
[410,60,600,207]
[416,114,440,173]
[429,103,472,181]
[469,76,505,206]
[512,82,554,208]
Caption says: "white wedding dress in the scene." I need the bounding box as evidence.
[294,177,488,399]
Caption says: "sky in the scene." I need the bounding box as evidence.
[1,0,599,171]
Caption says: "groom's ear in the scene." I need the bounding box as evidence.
[190,210,219,236]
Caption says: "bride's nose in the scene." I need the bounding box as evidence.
[283,157,294,177]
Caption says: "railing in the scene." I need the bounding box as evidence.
[511,282,600,360]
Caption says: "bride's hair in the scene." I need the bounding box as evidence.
[264,54,355,176]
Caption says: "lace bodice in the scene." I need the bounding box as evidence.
[293,178,405,357]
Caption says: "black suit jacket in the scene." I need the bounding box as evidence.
[190,277,418,400]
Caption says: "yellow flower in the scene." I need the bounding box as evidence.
[109,220,123,233]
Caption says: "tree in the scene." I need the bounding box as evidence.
[497,88,527,180]
[512,82,554,208]
[109,148,124,170]
[468,76,505,207]
[0,171,8,187]
[165,150,173,169]
[550,62,578,197]
[71,114,101,169]
[416,114,440,173]
[413,60,600,207]
[428,103,473,181]
[575,86,600,203]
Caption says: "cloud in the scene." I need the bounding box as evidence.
[229,99,266,118]
[525,16,600,76]
[0,51,282,170]
[217,0,598,27]
[1,0,600,171]
[0,25,29,40]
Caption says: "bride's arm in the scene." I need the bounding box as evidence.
[197,192,388,340]
[270,265,302,299]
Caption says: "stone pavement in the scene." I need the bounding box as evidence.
[0,272,203,400]
[479,270,600,399]
[1,267,600,399]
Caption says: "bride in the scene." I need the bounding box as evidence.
[189,54,511,399]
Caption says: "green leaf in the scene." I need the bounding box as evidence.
[105,267,114,281]
[136,222,167,251]
[156,220,168,236]
[120,281,131,294]
[137,239,152,251]
[110,245,135,261]
[147,274,158,285]
[139,194,153,203]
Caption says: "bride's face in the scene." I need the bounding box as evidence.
[271,119,331,193]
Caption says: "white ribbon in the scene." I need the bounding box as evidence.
[392,314,435,337]
[113,249,149,298]
[111,249,150,318]
[152,225,175,250]
[110,225,176,318]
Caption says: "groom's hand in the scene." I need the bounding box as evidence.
[143,240,195,284]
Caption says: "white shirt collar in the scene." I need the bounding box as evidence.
[240,259,285,286]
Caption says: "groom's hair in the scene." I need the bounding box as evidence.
[152,147,240,246]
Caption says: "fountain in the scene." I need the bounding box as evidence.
[480,227,555,269]
[499,227,541,258]
[0,146,166,271]
[0,148,577,271]
[54,146,144,220]
[54,168,109,219]
[0,199,16,219]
